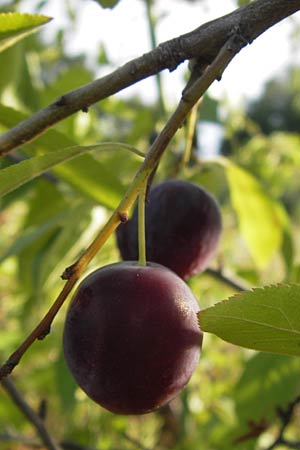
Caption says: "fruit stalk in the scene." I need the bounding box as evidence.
[182,98,202,167]
[138,182,148,266]
[117,179,222,279]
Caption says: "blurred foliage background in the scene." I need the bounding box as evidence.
[0,0,300,449]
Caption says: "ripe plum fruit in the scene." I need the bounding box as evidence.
[116,179,222,280]
[63,262,203,415]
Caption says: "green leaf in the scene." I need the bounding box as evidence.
[234,353,300,427]
[198,284,300,356]
[225,163,283,268]
[94,0,121,8]
[0,41,21,93]
[0,12,51,52]
[54,155,123,209]
[226,352,300,446]
[35,202,92,290]
[0,105,143,209]
[0,142,143,203]
[281,227,295,276]
[0,143,127,198]
[98,43,109,65]
[0,212,66,264]
[52,143,143,209]
[238,0,252,5]
[54,350,77,412]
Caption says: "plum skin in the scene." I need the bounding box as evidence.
[116,179,222,280]
[63,262,203,415]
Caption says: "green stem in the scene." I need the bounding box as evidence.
[1,378,60,450]
[182,98,202,166]
[145,0,166,115]
[138,182,147,266]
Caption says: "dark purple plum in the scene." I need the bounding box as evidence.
[63,262,202,415]
[116,179,222,279]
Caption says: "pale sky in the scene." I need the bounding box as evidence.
[21,0,300,107]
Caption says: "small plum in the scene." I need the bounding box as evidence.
[63,262,202,415]
[116,179,222,280]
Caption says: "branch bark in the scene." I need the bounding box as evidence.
[0,0,299,156]
[1,377,61,450]
[264,396,300,450]
[205,268,249,292]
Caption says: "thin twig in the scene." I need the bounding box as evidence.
[235,396,300,448]
[1,377,61,450]
[59,442,99,450]
[205,268,249,291]
[0,433,99,450]
[0,433,41,449]
[181,98,202,168]
[145,0,166,115]
[264,396,300,450]
[0,0,299,156]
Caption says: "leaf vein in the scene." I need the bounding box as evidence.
[204,314,300,335]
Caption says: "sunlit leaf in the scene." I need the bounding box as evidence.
[0,141,143,208]
[54,155,123,209]
[225,163,283,268]
[0,143,133,198]
[0,104,143,209]
[98,43,109,65]
[198,283,300,356]
[0,12,51,52]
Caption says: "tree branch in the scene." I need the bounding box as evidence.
[0,0,299,156]
[235,396,300,448]
[205,268,249,292]
[0,432,100,450]
[1,377,61,450]
[264,396,300,450]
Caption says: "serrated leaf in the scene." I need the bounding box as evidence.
[198,284,300,356]
[0,12,51,52]
[226,163,283,268]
